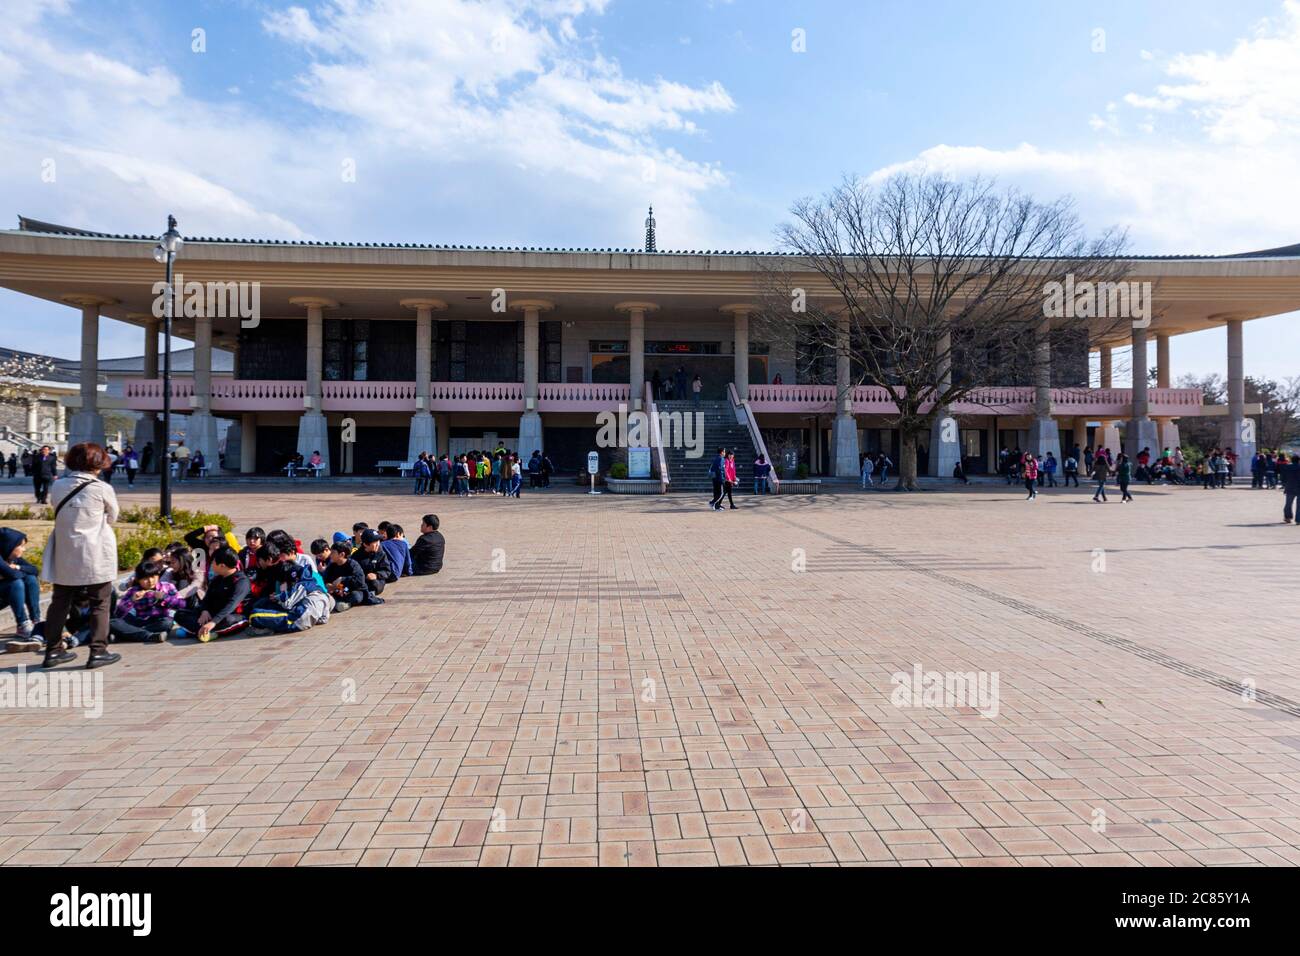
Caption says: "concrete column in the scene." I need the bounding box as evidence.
[719,304,758,401]
[511,299,554,454]
[1219,318,1255,474]
[289,296,337,475]
[1028,319,1061,465]
[401,298,448,461]
[928,330,960,477]
[1099,345,1113,389]
[1125,325,1159,461]
[61,295,115,448]
[1071,417,1088,458]
[830,310,860,478]
[1155,332,1170,389]
[240,412,257,473]
[183,311,219,460]
[25,398,39,441]
[617,302,657,410]
[55,402,66,445]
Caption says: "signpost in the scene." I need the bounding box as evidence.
[587,450,601,495]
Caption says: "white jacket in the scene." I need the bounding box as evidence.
[40,472,119,586]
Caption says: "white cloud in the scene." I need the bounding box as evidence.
[869,2,1300,256]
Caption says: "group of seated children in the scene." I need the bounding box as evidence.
[15,514,446,652]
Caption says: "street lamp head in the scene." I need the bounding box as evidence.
[156,213,182,258]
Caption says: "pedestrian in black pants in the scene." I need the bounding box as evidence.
[32,445,57,504]
[707,447,726,511]
[1281,454,1300,524]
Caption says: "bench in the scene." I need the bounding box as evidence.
[377,459,415,477]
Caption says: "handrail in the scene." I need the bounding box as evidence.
[645,382,670,493]
[728,382,779,492]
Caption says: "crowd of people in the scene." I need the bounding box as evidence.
[1,441,447,669]
[410,447,554,496]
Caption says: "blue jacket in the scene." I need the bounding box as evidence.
[415,459,432,478]
[381,538,413,577]
[708,454,725,480]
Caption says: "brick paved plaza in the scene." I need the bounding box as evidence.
[2,480,1298,867]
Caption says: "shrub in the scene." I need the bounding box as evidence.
[0,505,34,520]
[609,461,628,479]
[116,526,179,571]
[796,464,810,479]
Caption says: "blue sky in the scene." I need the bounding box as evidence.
[2,0,1299,384]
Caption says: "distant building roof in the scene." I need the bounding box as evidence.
[15,214,1300,261]
[96,347,234,375]
[0,344,233,379]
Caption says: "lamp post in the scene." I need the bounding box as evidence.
[153,215,182,522]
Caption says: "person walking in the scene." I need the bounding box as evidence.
[32,445,57,504]
[141,441,154,474]
[691,374,703,409]
[38,442,121,670]
[860,453,874,489]
[674,366,688,403]
[1062,452,1079,487]
[707,447,726,511]
[1022,452,1039,500]
[6,452,17,478]
[722,451,739,510]
[1117,452,1134,502]
[1282,454,1300,524]
[753,455,771,495]
[122,444,139,487]
[1044,452,1058,487]
[1091,451,1111,502]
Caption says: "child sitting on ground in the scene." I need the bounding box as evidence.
[377,522,413,578]
[246,544,331,634]
[322,542,372,611]
[111,560,186,643]
[172,547,250,643]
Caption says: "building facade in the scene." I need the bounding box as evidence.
[2,218,1298,479]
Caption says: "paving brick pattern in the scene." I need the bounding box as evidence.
[2,480,1299,867]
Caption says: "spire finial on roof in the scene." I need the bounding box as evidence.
[644,205,656,253]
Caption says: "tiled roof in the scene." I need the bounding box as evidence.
[11,215,1300,260]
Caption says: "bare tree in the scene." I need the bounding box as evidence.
[756,173,1137,489]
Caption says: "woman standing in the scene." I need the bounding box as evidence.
[1116,453,1134,502]
[39,442,121,670]
[722,451,739,510]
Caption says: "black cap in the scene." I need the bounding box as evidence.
[360,529,382,544]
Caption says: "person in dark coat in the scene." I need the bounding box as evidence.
[32,445,57,504]
[411,514,445,576]
[354,529,394,596]
[323,542,375,609]
[1282,454,1300,524]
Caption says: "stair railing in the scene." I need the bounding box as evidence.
[645,382,670,493]
[727,382,780,493]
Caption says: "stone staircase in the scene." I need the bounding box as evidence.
[654,399,759,493]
